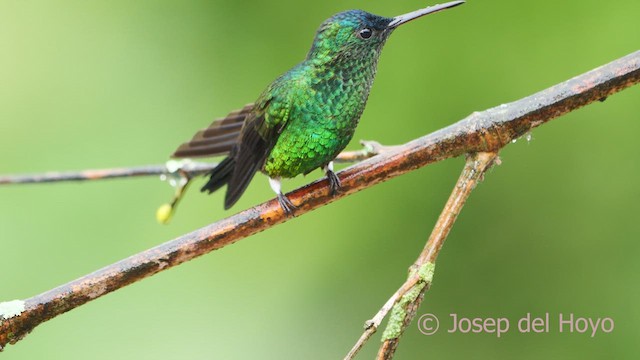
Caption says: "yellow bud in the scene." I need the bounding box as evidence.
[156,203,174,224]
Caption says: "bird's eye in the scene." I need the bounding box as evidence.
[358,28,373,39]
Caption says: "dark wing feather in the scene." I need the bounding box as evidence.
[201,156,235,195]
[224,95,291,209]
[179,75,291,209]
[224,112,274,209]
[171,103,253,158]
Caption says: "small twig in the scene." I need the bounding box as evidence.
[0,142,393,224]
[1,50,638,351]
[376,152,498,360]
[344,274,421,360]
[0,162,211,185]
[334,140,401,163]
[0,141,390,186]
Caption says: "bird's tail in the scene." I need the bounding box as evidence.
[201,156,235,195]
[201,154,260,210]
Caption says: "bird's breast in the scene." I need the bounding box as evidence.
[262,62,378,178]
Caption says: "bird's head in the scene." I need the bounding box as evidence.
[306,1,464,65]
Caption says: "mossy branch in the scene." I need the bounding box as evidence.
[377,152,497,359]
[344,153,497,360]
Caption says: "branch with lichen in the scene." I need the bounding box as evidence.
[380,152,497,359]
[0,50,638,352]
[344,153,497,360]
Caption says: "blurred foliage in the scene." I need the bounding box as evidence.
[1,0,639,359]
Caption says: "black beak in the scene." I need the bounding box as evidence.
[388,1,465,29]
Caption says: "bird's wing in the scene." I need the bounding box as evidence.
[224,86,293,208]
[171,103,254,158]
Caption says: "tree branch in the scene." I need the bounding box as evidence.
[344,270,422,360]
[345,152,497,360]
[1,50,638,351]
[376,152,498,359]
[0,162,214,185]
[0,141,390,186]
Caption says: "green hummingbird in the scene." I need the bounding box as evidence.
[172,1,464,214]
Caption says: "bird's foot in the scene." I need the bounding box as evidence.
[277,193,296,216]
[269,177,295,215]
[323,162,341,196]
[326,170,342,196]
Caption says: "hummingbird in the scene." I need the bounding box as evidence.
[172,1,464,214]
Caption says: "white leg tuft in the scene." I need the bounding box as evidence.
[268,177,282,195]
[323,161,334,174]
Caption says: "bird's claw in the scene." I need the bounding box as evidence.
[277,193,296,216]
[326,170,342,196]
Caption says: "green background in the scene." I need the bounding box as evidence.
[1,0,638,359]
